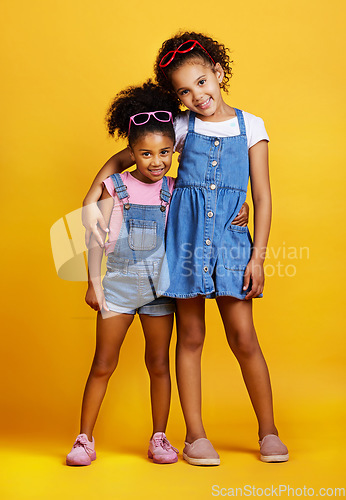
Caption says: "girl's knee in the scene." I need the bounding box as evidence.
[228,328,259,358]
[145,354,169,378]
[176,299,205,352]
[177,325,205,352]
[90,357,117,379]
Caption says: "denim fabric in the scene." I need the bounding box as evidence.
[103,174,175,314]
[164,109,262,300]
[106,295,176,316]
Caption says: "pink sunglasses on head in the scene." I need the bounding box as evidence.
[159,39,215,69]
[128,110,173,136]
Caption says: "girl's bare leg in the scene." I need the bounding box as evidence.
[175,297,207,443]
[140,313,174,437]
[80,311,134,441]
[216,296,278,439]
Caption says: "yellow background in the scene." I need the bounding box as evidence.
[1,0,345,498]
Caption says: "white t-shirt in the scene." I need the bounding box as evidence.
[174,110,269,153]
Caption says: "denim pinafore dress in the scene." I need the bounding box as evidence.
[103,174,172,312]
[164,109,260,300]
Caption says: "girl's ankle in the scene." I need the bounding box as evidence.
[185,431,207,444]
[80,432,93,442]
[258,426,278,441]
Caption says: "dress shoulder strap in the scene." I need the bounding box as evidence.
[188,111,195,132]
[233,108,246,136]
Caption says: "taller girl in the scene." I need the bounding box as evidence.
[83,31,288,465]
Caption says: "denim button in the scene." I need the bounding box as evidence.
[206,239,211,245]
[210,184,216,190]
[203,266,208,272]
[207,211,214,218]
[212,160,217,167]
[214,140,220,146]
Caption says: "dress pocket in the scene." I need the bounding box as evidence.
[128,219,157,251]
[222,224,252,271]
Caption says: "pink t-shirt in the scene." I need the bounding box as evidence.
[103,172,175,255]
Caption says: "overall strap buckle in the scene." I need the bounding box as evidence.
[110,173,131,208]
[160,176,171,212]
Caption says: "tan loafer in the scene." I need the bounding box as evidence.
[183,438,220,466]
[259,434,289,462]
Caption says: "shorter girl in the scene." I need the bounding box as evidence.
[66,81,180,466]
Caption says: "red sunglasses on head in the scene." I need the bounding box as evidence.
[159,39,215,69]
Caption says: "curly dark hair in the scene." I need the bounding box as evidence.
[106,79,180,146]
[154,31,233,98]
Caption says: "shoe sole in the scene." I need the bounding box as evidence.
[148,450,178,464]
[183,452,220,466]
[66,452,96,466]
[260,453,289,463]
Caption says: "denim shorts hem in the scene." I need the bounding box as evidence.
[105,299,175,316]
[139,302,175,316]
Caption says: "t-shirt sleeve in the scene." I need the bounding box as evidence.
[244,112,270,149]
[103,177,116,197]
[173,110,189,153]
[103,177,122,207]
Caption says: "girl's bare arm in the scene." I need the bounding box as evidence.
[85,186,114,311]
[82,148,134,247]
[244,140,272,299]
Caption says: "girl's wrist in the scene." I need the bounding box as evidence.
[83,195,96,207]
[251,247,267,264]
[249,258,265,268]
[88,279,102,290]
[83,186,102,206]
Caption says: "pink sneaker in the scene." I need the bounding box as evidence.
[148,432,179,464]
[66,433,96,466]
[259,434,289,462]
[183,438,220,466]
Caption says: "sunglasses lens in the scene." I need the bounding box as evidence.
[160,52,173,66]
[179,40,196,52]
[133,113,149,125]
[154,111,171,121]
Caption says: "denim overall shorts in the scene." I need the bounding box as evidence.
[103,174,175,315]
[164,109,261,300]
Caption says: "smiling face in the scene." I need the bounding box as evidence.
[129,132,174,184]
[170,60,225,120]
